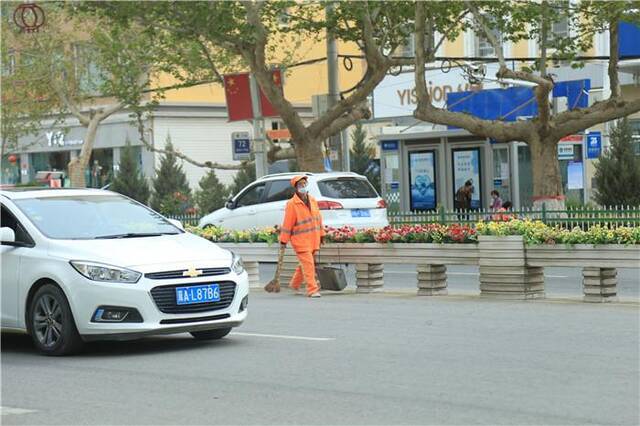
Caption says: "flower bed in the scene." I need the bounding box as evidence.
[187,220,639,246]
[476,220,640,245]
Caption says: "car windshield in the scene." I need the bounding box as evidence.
[14,195,181,240]
[317,178,378,199]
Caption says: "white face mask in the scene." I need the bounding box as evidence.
[297,186,308,194]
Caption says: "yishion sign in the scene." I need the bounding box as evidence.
[372,63,505,119]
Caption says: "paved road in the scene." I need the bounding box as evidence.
[260,264,640,299]
[2,292,639,425]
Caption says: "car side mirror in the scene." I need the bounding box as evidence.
[0,227,16,245]
[226,199,236,210]
[167,219,184,231]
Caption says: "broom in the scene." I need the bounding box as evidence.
[264,244,285,293]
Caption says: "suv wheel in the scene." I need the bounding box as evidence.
[28,284,83,356]
[190,328,232,341]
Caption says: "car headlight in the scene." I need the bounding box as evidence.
[70,261,142,283]
[231,252,245,275]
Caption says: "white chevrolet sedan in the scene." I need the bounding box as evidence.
[1,188,248,355]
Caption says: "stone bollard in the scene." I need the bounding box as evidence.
[356,263,384,293]
[244,261,260,288]
[583,267,618,303]
[478,235,545,299]
[416,264,448,296]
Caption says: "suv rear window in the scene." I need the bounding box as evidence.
[317,178,378,199]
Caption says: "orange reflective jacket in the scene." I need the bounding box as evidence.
[279,193,325,253]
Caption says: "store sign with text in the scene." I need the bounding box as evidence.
[46,131,83,148]
[372,63,506,119]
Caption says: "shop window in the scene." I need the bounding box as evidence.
[492,147,511,204]
[517,145,534,208]
[476,28,500,58]
[1,155,21,185]
[89,148,114,188]
[73,43,106,95]
[399,32,435,58]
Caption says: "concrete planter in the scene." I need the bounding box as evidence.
[215,240,639,301]
[525,244,639,303]
[478,235,544,300]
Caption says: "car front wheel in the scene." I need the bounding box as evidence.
[29,284,83,356]
[190,328,232,341]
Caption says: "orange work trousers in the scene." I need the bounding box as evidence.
[289,251,319,295]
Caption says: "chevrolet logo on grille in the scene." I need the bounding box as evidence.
[183,267,203,278]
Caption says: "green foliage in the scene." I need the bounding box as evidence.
[593,119,640,207]
[228,161,256,198]
[476,220,640,245]
[350,122,380,193]
[151,137,192,215]
[195,170,229,214]
[109,140,150,205]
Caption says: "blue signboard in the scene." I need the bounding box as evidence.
[586,132,602,159]
[447,80,590,128]
[382,140,399,151]
[232,132,251,161]
[234,139,251,153]
[619,22,640,59]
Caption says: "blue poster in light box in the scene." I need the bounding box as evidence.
[409,152,436,210]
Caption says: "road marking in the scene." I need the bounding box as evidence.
[0,406,37,416]
[232,332,335,341]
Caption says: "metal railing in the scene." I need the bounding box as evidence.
[167,205,640,229]
[166,212,201,227]
[387,205,640,228]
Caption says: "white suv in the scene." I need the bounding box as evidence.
[1,188,248,355]
[199,172,389,230]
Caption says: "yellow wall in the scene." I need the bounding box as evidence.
[444,37,465,57]
[155,37,365,106]
[512,40,529,58]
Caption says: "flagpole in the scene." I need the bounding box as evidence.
[249,74,268,178]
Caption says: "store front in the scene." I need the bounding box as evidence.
[12,117,149,187]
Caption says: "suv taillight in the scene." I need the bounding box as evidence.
[377,200,387,209]
[318,201,344,210]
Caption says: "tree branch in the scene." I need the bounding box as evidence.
[414,0,429,105]
[195,37,225,84]
[534,1,552,130]
[414,1,531,143]
[316,103,371,142]
[306,4,390,139]
[242,1,309,143]
[552,98,640,140]
[608,17,620,98]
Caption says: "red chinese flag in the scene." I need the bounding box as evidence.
[259,69,283,118]
[224,73,253,122]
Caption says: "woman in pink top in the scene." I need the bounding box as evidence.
[490,190,503,210]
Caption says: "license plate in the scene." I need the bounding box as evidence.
[176,284,220,305]
[351,209,371,218]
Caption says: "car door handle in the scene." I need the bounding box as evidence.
[248,208,257,215]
